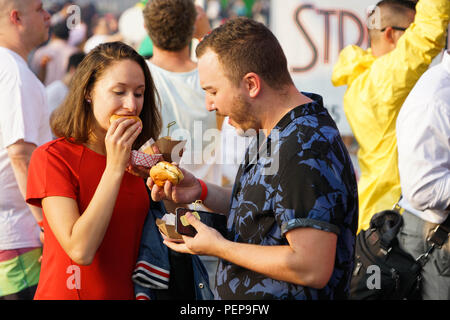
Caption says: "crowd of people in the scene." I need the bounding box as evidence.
[0,0,448,301]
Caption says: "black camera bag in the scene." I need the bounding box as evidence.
[349,210,422,300]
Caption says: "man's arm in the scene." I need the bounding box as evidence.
[369,0,450,108]
[7,139,43,223]
[165,213,337,289]
[398,99,450,212]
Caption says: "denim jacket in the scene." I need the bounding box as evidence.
[133,198,213,300]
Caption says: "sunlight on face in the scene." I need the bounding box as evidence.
[90,59,146,133]
[199,49,261,133]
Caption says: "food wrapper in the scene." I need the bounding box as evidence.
[130,150,163,168]
[129,138,163,169]
[156,213,183,242]
[154,136,186,163]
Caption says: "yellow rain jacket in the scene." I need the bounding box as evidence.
[332,0,450,233]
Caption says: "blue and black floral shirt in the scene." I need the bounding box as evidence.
[214,92,358,300]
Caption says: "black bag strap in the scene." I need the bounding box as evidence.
[426,214,450,248]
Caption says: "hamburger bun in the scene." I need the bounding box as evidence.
[150,161,184,187]
[109,114,142,127]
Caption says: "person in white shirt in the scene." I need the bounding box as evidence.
[83,15,122,54]
[396,49,450,300]
[31,20,79,86]
[45,51,85,117]
[0,0,52,300]
[143,0,251,293]
[143,1,222,186]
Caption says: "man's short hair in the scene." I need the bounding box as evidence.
[368,0,416,40]
[143,0,196,51]
[374,0,416,12]
[52,21,70,40]
[196,17,292,90]
[67,52,85,72]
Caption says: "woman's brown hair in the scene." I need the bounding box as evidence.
[51,41,162,149]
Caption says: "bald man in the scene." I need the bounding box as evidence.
[0,0,52,300]
[332,0,450,233]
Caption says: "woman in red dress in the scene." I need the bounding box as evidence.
[26,42,162,299]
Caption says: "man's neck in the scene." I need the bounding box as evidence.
[149,45,197,73]
[260,85,313,135]
[0,34,29,61]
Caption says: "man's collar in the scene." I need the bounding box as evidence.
[273,92,324,132]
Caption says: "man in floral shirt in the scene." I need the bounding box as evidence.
[150,17,358,300]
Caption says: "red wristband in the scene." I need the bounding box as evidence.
[198,179,208,202]
[37,220,44,228]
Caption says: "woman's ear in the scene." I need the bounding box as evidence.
[243,72,261,99]
[84,89,92,104]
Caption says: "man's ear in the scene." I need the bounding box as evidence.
[10,10,21,26]
[383,27,396,45]
[242,72,261,99]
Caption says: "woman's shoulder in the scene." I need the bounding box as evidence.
[33,137,85,163]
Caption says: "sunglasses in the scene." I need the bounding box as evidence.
[379,26,408,32]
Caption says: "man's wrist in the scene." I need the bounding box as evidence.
[197,179,208,202]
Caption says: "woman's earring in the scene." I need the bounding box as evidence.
[87,99,92,104]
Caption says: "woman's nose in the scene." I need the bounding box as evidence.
[124,94,138,113]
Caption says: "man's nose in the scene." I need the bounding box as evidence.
[206,102,216,112]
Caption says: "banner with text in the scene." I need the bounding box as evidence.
[270,0,376,136]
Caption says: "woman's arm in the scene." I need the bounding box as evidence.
[42,118,142,265]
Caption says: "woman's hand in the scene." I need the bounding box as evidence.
[105,118,142,172]
[126,142,161,178]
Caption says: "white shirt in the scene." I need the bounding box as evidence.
[146,61,221,184]
[0,47,52,249]
[46,79,68,114]
[31,39,79,86]
[83,34,109,54]
[219,116,252,186]
[396,50,450,224]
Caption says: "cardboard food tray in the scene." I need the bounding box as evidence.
[156,218,183,242]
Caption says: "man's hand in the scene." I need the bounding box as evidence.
[163,212,226,256]
[147,166,201,204]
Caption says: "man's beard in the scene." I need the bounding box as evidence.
[229,94,261,136]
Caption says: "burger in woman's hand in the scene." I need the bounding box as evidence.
[109,114,142,127]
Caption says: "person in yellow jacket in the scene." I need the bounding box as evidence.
[332,0,450,233]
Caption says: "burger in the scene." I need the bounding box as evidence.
[150,161,184,187]
[109,114,142,127]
